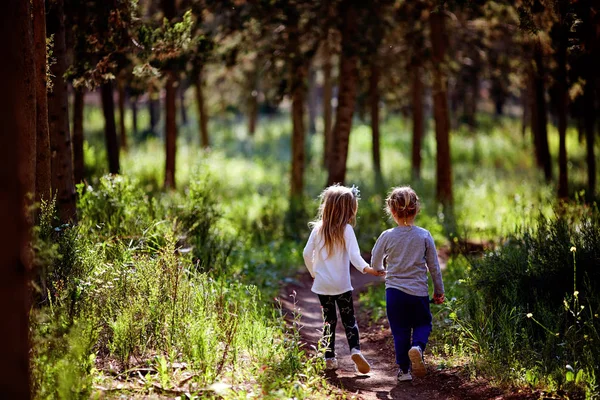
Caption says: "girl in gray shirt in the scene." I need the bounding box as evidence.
[371,186,445,382]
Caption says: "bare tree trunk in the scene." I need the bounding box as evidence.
[583,78,596,201]
[131,97,138,136]
[532,38,552,182]
[307,66,317,135]
[100,81,120,174]
[248,89,258,136]
[164,72,177,189]
[369,61,382,179]
[521,86,530,138]
[149,91,159,135]
[117,77,127,150]
[289,11,307,198]
[47,0,77,223]
[179,83,188,126]
[327,0,359,186]
[322,39,333,168]
[411,63,424,181]
[195,66,210,148]
[33,0,51,203]
[555,17,568,199]
[0,0,34,396]
[429,10,453,206]
[72,88,85,184]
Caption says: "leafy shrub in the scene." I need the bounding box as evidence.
[453,205,600,396]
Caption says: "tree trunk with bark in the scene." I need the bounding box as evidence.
[117,78,127,150]
[179,84,188,126]
[411,63,424,181]
[33,0,51,203]
[429,10,453,206]
[47,0,77,222]
[322,39,333,168]
[164,72,177,189]
[531,38,552,182]
[247,88,258,136]
[554,18,568,199]
[195,66,210,148]
[583,78,596,201]
[131,97,138,137]
[307,66,317,135]
[327,0,359,186]
[0,0,34,396]
[100,81,120,174]
[369,60,382,180]
[72,88,85,184]
[289,10,307,199]
[149,92,159,135]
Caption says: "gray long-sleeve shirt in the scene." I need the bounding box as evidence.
[371,225,444,297]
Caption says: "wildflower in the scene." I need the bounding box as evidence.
[527,313,533,318]
[570,246,576,252]
[566,364,574,372]
[574,291,579,297]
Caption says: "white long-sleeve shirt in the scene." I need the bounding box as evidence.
[303,224,369,295]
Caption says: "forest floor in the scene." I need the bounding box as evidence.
[279,253,541,400]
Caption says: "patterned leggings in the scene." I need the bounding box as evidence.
[318,291,360,359]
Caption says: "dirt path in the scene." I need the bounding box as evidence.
[279,253,538,400]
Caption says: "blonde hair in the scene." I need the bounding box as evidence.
[309,184,359,256]
[386,186,420,224]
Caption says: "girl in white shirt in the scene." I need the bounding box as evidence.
[303,185,384,373]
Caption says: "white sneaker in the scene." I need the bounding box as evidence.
[350,348,371,374]
[325,358,338,370]
[397,369,413,382]
[408,346,426,377]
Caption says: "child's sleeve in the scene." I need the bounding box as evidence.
[344,225,370,273]
[425,232,445,295]
[303,228,317,278]
[370,231,387,271]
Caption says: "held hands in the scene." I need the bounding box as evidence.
[433,293,445,305]
[364,267,386,277]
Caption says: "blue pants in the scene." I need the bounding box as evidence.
[386,288,432,372]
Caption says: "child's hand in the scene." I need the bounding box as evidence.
[365,267,386,277]
[433,293,445,304]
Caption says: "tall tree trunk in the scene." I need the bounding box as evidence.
[164,72,177,189]
[429,10,453,206]
[100,81,120,174]
[248,88,258,136]
[307,66,317,135]
[532,38,552,182]
[369,61,382,179]
[33,0,51,203]
[289,10,307,199]
[555,17,568,199]
[195,66,210,148]
[179,83,188,126]
[583,78,596,201]
[464,67,479,129]
[149,91,159,135]
[0,0,34,396]
[327,0,359,186]
[117,77,127,150]
[131,97,138,137]
[72,88,85,184]
[47,0,77,222]
[322,39,333,168]
[411,63,424,181]
[521,86,530,138]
